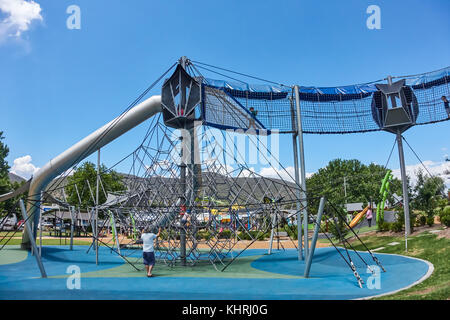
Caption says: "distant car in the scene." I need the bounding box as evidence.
[0,217,17,231]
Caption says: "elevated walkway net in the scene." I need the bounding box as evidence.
[199,66,450,134]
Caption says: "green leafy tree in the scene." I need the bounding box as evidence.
[0,132,27,218]
[305,159,403,238]
[65,162,126,209]
[0,131,11,216]
[306,159,402,213]
[412,169,445,220]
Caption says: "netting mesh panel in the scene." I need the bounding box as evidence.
[97,120,304,269]
[412,77,450,125]
[299,94,379,134]
[201,68,450,134]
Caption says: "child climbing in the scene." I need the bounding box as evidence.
[141,227,161,277]
[249,107,258,129]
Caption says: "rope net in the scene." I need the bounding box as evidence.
[197,65,450,134]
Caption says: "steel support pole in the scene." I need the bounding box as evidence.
[294,85,309,259]
[63,189,74,250]
[69,206,74,250]
[179,57,188,266]
[396,132,411,239]
[304,197,325,278]
[268,211,277,255]
[111,211,121,255]
[95,149,100,265]
[290,96,303,260]
[19,199,47,278]
[39,191,43,256]
[179,136,187,266]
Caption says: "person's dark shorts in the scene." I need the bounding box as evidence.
[143,251,155,266]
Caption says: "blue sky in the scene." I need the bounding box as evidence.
[0,0,449,188]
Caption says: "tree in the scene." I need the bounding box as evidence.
[305,159,403,238]
[0,132,11,216]
[0,132,27,218]
[0,131,9,179]
[306,159,402,213]
[412,169,445,220]
[65,162,126,209]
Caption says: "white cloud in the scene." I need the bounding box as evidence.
[0,0,42,42]
[10,155,40,179]
[259,166,295,182]
[391,160,450,190]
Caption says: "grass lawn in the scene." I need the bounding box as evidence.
[347,228,450,300]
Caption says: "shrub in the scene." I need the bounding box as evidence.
[197,230,211,240]
[284,225,298,240]
[390,221,403,232]
[378,221,391,232]
[159,230,180,240]
[328,216,349,240]
[393,208,414,234]
[416,215,426,227]
[426,216,434,227]
[218,229,232,239]
[239,230,269,241]
[440,214,450,227]
[438,208,450,227]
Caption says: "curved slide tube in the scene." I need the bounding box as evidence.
[22,95,162,249]
[349,205,369,229]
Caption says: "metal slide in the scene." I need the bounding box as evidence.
[21,95,162,249]
[348,205,369,229]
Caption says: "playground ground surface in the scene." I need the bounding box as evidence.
[1,225,447,300]
[0,247,434,300]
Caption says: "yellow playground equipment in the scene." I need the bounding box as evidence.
[349,205,370,229]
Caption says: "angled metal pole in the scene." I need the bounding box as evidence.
[110,210,121,255]
[294,85,309,259]
[62,189,74,250]
[19,199,47,278]
[289,96,302,260]
[268,211,277,255]
[39,191,43,256]
[74,183,82,206]
[95,148,100,264]
[304,197,325,278]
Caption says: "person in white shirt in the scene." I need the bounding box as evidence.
[141,227,161,277]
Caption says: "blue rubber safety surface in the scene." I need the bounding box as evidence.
[0,246,431,300]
